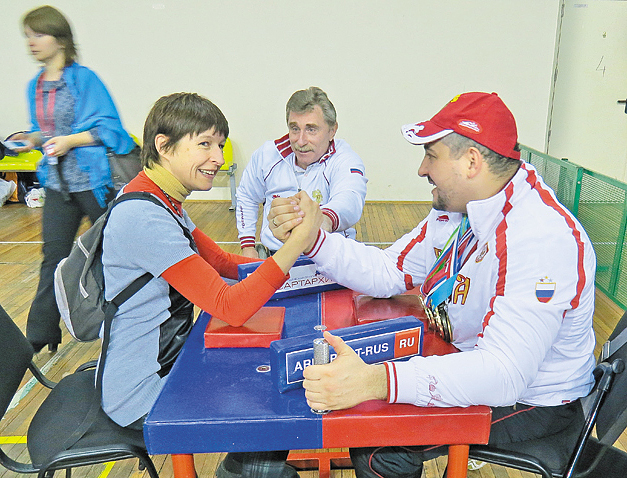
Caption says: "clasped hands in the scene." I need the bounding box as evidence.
[267,190,320,245]
[267,193,389,411]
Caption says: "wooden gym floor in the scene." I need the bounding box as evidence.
[0,200,625,478]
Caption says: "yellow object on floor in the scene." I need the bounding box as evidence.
[0,149,42,172]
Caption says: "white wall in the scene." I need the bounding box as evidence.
[548,0,627,182]
[0,0,560,201]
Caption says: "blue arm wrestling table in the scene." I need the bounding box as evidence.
[143,289,491,478]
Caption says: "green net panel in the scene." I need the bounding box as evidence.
[521,145,627,308]
[579,171,626,295]
[522,148,582,214]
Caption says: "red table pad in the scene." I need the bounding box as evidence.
[354,293,426,324]
[204,306,285,348]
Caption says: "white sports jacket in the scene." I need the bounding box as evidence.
[306,162,597,408]
[236,135,368,251]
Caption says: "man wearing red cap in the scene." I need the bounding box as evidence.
[268,92,597,478]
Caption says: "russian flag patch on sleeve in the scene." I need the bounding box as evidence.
[535,277,556,303]
[350,168,364,176]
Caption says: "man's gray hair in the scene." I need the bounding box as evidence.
[440,133,521,178]
[286,87,337,127]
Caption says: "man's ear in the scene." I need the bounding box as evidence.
[329,122,338,140]
[465,146,484,179]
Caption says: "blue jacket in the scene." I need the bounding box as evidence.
[27,62,135,206]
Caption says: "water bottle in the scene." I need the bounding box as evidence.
[43,132,57,165]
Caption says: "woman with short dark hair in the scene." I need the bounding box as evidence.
[100,92,318,431]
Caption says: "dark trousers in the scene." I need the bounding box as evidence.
[218,451,295,478]
[349,401,584,478]
[26,187,113,346]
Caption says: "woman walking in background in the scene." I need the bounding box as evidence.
[12,5,135,352]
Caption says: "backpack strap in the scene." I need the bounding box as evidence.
[62,191,191,449]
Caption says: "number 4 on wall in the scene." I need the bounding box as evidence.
[596,55,606,76]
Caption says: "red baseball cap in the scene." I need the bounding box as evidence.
[401,92,520,160]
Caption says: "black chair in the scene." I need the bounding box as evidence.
[0,304,159,478]
[468,311,627,478]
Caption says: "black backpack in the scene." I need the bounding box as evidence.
[54,191,184,341]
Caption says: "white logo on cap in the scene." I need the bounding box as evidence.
[406,125,425,137]
[458,120,482,133]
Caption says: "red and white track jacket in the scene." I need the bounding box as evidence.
[237,135,367,251]
[306,162,597,408]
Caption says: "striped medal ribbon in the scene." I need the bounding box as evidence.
[419,215,477,341]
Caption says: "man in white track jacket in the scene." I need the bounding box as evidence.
[236,87,367,258]
[268,92,597,478]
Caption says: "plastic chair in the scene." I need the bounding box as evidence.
[0,304,158,478]
[220,137,237,210]
[1,133,42,172]
[467,311,627,478]
[0,149,42,172]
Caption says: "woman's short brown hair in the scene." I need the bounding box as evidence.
[141,92,229,168]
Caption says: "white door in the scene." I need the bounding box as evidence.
[548,0,627,181]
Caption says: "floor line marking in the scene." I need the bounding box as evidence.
[7,344,72,412]
[0,438,116,477]
[97,461,116,478]
[0,436,27,444]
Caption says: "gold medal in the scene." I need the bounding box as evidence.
[419,295,453,342]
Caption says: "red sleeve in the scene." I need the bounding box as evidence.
[192,227,260,280]
[161,253,288,326]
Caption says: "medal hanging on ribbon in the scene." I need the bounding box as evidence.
[420,215,477,341]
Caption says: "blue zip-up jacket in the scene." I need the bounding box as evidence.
[27,62,135,206]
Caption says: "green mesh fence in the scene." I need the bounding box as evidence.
[521,145,627,308]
